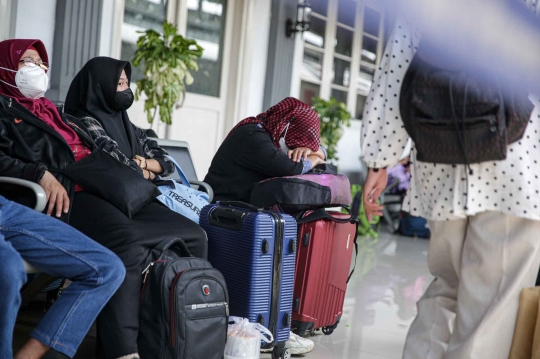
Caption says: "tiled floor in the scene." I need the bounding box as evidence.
[261,232,432,359]
[14,232,432,359]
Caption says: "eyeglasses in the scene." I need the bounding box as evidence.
[19,60,49,71]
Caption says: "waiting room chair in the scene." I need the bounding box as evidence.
[155,138,214,202]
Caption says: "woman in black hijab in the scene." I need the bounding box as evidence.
[65,57,171,180]
[64,57,208,359]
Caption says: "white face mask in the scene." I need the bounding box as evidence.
[0,64,49,99]
[278,123,291,154]
[279,137,290,154]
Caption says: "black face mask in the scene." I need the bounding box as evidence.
[113,88,134,111]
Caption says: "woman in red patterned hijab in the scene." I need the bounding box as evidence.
[229,97,321,158]
[206,97,326,204]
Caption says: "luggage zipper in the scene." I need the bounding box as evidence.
[139,260,167,304]
[142,260,167,284]
[170,270,187,347]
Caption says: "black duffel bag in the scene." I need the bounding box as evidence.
[249,164,352,213]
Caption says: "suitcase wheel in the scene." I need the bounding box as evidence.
[272,345,291,359]
[322,317,341,336]
[322,326,334,335]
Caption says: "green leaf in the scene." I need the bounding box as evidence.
[312,97,352,165]
[131,21,202,124]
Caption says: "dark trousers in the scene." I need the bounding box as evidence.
[69,191,208,358]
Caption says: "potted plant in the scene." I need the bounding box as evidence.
[132,21,203,125]
[312,97,352,165]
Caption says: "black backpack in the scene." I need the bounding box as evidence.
[400,41,533,166]
[138,239,229,359]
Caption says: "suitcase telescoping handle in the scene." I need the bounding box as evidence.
[296,207,357,224]
[209,206,249,231]
[218,201,262,212]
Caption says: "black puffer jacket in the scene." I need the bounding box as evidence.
[204,124,305,203]
[0,95,94,222]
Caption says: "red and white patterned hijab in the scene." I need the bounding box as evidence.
[229,97,320,151]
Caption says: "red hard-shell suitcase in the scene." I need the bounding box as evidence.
[292,209,358,336]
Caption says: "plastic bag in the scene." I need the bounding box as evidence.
[224,316,274,359]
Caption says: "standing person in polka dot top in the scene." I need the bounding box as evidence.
[362,1,540,358]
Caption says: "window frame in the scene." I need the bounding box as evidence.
[113,0,229,99]
[297,0,385,119]
[112,0,177,59]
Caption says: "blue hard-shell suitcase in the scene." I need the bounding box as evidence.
[200,201,297,359]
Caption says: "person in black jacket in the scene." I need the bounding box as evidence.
[64,57,173,181]
[0,39,207,359]
[204,97,326,203]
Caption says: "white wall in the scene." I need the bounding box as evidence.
[99,0,116,57]
[243,0,271,116]
[0,0,13,40]
[336,120,363,173]
[290,31,304,99]
[14,0,57,61]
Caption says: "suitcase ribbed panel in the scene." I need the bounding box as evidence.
[314,222,336,327]
[293,212,355,331]
[280,219,297,314]
[200,204,296,345]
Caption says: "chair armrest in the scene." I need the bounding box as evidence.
[190,180,214,203]
[0,177,47,212]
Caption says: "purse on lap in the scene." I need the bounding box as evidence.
[53,143,160,218]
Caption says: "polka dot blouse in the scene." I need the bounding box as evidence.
[361,15,540,222]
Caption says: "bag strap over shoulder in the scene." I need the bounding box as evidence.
[163,154,191,187]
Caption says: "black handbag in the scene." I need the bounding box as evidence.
[53,144,160,218]
[400,41,533,165]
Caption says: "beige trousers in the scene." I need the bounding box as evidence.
[402,211,540,359]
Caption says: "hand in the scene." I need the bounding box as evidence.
[146,159,164,174]
[143,170,156,181]
[315,147,326,160]
[307,154,326,167]
[39,171,70,218]
[288,147,313,162]
[134,155,147,169]
[363,168,388,222]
